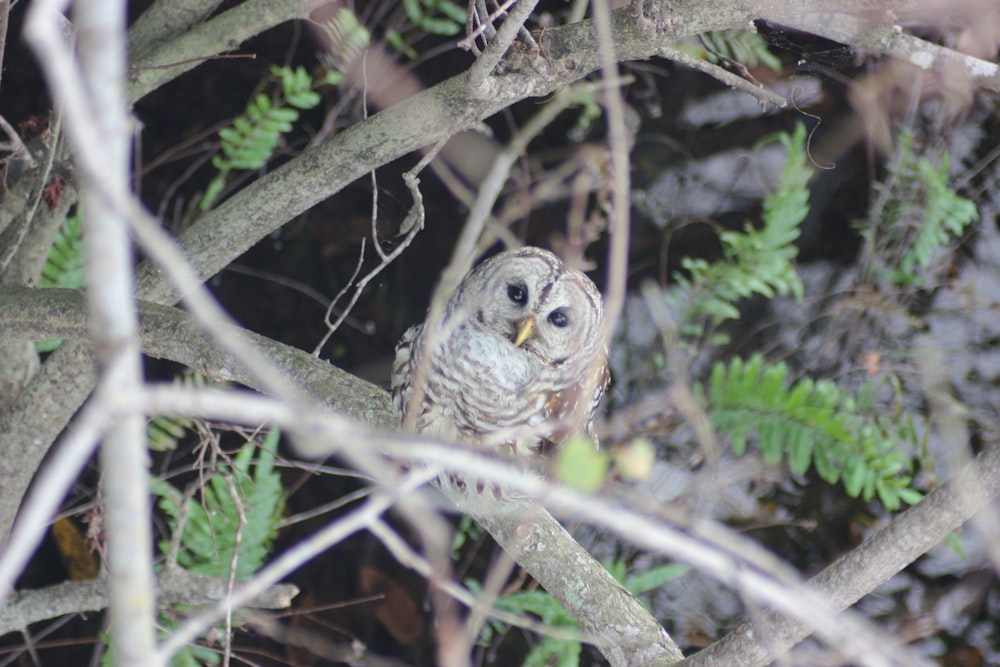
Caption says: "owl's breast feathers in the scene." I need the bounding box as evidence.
[392,320,608,455]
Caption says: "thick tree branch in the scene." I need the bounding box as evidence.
[682,442,1000,667]
[0,286,395,426]
[477,508,684,665]
[0,569,298,637]
[128,0,322,103]
[128,0,229,61]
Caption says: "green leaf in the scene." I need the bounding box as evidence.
[386,29,419,60]
[154,429,285,580]
[553,436,609,492]
[843,457,865,498]
[625,563,690,595]
[704,355,921,510]
[40,213,86,289]
[896,487,924,506]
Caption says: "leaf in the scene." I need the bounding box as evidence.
[705,355,920,510]
[625,563,690,595]
[613,437,656,481]
[553,436,609,492]
[153,429,285,580]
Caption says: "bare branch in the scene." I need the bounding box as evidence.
[657,44,790,109]
[0,570,298,637]
[128,0,320,102]
[25,0,158,662]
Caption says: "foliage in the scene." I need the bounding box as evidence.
[152,428,285,579]
[567,92,604,144]
[320,8,370,72]
[146,372,214,452]
[864,131,978,287]
[146,429,285,665]
[384,0,465,59]
[673,123,808,331]
[704,354,923,510]
[40,211,86,289]
[450,514,485,555]
[474,560,687,666]
[402,0,465,36]
[679,29,782,72]
[199,66,323,211]
[35,212,86,352]
[552,435,609,492]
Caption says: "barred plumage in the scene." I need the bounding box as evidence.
[391,247,608,499]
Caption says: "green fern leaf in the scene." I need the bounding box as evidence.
[675,124,808,328]
[705,355,920,509]
[154,428,285,580]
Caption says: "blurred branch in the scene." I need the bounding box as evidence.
[135,384,971,667]
[681,442,1000,667]
[25,0,158,662]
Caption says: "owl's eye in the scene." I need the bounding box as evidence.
[507,284,528,305]
[548,310,569,327]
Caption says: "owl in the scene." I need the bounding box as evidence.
[391,246,608,497]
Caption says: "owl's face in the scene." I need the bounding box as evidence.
[451,248,604,370]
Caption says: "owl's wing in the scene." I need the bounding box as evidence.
[390,323,423,425]
[541,351,610,449]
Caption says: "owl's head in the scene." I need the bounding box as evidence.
[454,247,605,369]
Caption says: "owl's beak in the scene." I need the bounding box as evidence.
[514,317,536,347]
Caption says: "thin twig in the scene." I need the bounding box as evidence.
[657,45,789,110]
[310,144,440,355]
[460,0,509,53]
[314,238,368,355]
[0,115,36,167]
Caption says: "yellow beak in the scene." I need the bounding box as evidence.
[514,317,536,347]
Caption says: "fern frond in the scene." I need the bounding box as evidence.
[678,29,782,72]
[866,131,978,287]
[36,213,87,352]
[199,66,323,212]
[402,0,464,36]
[40,212,86,289]
[146,372,212,452]
[155,428,285,579]
[705,354,922,510]
[320,8,371,72]
[675,123,809,329]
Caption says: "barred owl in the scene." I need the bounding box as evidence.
[391,246,608,497]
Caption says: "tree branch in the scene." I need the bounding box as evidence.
[681,442,1000,667]
[128,0,321,102]
[0,286,395,426]
[0,569,298,637]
